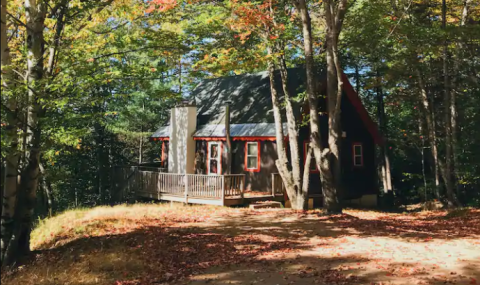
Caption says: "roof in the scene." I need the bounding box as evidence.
[150,123,288,139]
[194,123,288,138]
[193,68,308,125]
[151,67,382,144]
[151,126,170,138]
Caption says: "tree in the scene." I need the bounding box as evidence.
[293,0,349,213]
[1,0,20,265]
[228,0,312,209]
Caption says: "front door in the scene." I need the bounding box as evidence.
[207,142,221,175]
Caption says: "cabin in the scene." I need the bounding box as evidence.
[123,67,382,207]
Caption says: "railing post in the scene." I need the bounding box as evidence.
[241,175,245,205]
[271,173,275,197]
[184,174,188,204]
[221,175,225,206]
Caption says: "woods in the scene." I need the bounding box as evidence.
[1,0,480,269]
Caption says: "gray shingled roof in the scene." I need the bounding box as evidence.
[193,123,288,137]
[151,126,170,138]
[151,123,288,139]
[194,68,313,126]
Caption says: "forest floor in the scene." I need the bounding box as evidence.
[1,204,480,285]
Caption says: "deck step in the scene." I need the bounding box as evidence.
[249,201,282,209]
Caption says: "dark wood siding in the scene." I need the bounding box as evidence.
[340,93,377,198]
[296,92,377,199]
[231,141,278,192]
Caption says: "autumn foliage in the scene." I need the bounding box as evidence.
[2,205,479,285]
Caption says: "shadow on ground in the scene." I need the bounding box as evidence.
[2,209,479,285]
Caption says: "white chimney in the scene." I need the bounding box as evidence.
[168,102,197,174]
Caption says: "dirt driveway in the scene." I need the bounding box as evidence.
[2,206,479,285]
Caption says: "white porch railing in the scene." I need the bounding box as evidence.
[133,171,245,205]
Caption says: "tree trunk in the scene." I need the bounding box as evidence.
[450,0,472,200]
[416,69,460,207]
[417,70,441,202]
[1,0,20,265]
[428,86,442,202]
[324,0,349,212]
[95,123,109,203]
[266,2,309,209]
[376,74,392,194]
[419,120,428,202]
[277,50,306,208]
[9,0,47,263]
[294,0,339,213]
[39,163,54,216]
[441,0,460,208]
[266,49,299,207]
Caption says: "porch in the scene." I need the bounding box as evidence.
[111,166,285,206]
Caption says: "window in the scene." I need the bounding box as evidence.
[353,143,363,167]
[245,142,260,172]
[208,142,221,175]
[303,141,319,173]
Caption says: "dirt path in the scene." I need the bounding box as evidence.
[180,210,480,285]
[2,206,479,285]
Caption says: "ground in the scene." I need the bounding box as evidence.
[1,204,479,285]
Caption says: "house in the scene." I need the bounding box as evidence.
[150,67,382,207]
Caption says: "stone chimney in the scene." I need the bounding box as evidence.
[168,101,197,174]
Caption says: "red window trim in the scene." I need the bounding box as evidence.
[244,141,260,172]
[207,141,223,174]
[303,140,319,173]
[352,142,364,167]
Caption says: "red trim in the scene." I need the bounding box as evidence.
[244,141,260,172]
[352,142,364,167]
[341,73,384,145]
[234,136,277,141]
[207,141,222,174]
[150,137,169,141]
[303,141,319,173]
[194,137,226,141]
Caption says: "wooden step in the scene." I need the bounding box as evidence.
[249,201,282,209]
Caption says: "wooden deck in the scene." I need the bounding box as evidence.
[111,166,284,206]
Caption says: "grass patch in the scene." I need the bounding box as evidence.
[30,203,242,250]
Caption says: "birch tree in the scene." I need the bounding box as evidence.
[1,0,20,265]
